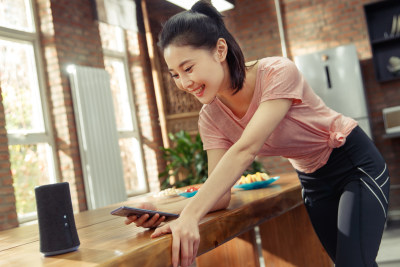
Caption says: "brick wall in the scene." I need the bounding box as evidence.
[224,0,282,61]
[126,27,165,192]
[0,91,18,231]
[282,0,372,59]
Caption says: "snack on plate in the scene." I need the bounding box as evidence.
[236,172,270,185]
[185,186,199,193]
[154,187,183,197]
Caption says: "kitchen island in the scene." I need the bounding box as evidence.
[0,172,332,267]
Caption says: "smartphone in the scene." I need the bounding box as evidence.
[110,206,179,219]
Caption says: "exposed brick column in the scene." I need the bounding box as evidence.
[36,0,105,211]
[0,89,18,231]
[126,27,164,192]
[224,0,282,61]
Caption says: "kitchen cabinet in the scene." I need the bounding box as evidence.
[364,0,400,82]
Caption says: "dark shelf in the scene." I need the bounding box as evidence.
[383,132,400,139]
[380,76,400,83]
[371,36,400,45]
[364,0,400,83]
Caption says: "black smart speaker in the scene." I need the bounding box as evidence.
[35,182,80,256]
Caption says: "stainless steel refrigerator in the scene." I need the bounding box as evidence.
[294,44,372,138]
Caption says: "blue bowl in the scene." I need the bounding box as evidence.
[233,176,280,190]
[178,191,198,198]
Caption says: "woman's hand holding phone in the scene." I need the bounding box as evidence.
[124,202,167,228]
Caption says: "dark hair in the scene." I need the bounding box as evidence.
[158,0,246,94]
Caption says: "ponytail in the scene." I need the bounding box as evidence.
[190,1,224,25]
[158,0,246,94]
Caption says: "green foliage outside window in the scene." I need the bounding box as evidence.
[9,144,49,216]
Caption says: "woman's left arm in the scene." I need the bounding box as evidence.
[152,98,292,267]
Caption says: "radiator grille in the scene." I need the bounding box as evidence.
[68,65,127,209]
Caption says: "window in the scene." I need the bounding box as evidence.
[99,22,147,195]
[0,0,58,222]
[0,0,35,32]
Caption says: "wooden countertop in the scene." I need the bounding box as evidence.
[0,172,302,267]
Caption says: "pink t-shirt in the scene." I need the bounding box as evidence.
[198,57,357,173]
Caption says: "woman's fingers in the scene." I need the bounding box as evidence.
[174,228,199,267]
[184,238,193,267]
[151,223,172,238]
[171,232,181,267]
[124,215,138,225]
[133,214,150,226]
[152,216,166,228]
[151,218,200,267]
[125,213,165,228]
[124,202,161,228]
[191,238,200,265]
[183,231,199,267]
[139,213,162,228]
[135,214,166,228]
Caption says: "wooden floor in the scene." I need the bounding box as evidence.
[377,222,400,267]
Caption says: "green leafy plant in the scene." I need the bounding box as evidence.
[159,130,267,190]
[159,131,208,189]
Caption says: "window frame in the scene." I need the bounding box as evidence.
[101,27,148,197]
[0,0,60,223]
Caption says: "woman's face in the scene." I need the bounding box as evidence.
[164,42,229,104]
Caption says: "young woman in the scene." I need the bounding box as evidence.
[125,1,390,266]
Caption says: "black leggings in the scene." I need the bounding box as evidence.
[296,126,390,267]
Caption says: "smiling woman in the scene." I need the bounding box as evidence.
[164,44,228,104]
[124,1,391,267]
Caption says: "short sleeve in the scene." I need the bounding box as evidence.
[260,57,304,104]
[198,109,232,151]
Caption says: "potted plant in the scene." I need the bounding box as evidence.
[159,130,266,189]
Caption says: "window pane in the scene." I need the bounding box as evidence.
[0,0,35,32]
[10,143,52,217]
[0,38,45,134]
[99,22,124,52]
[104,57,134,131]
[119,138,146,193]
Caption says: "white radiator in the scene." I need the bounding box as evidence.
[68,65,127,210]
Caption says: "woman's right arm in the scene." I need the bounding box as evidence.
[125,148,229,228]
[207,148,231,211]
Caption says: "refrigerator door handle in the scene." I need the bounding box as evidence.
[324,65,332,89]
